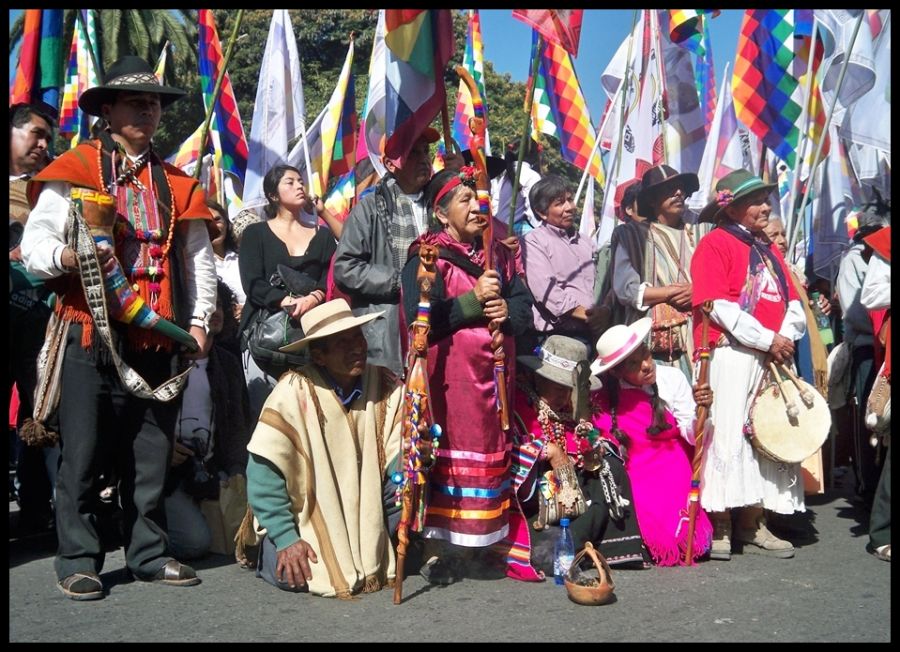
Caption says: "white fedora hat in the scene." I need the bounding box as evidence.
[590,317,653,376]
[279,298,383,353]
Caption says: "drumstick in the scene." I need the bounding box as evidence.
[769,363,800,419]
[777,363,815,407]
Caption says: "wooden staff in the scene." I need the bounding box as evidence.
[393,244,441,605]
[456,65,510,431]
[684,300,713,566]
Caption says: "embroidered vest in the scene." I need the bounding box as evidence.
[29,140,204,353]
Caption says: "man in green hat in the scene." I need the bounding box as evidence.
[21,55,218,600]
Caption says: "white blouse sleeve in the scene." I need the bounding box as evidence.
[710,299,775,352]
[656,366,697,445]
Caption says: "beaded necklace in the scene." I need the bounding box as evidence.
[519,382,598,469]
[105,145,175,313]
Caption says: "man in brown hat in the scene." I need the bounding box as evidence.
[244,299,405,597]
[21,56,217,599]
[603,164,700,381]
[333,127,463,376]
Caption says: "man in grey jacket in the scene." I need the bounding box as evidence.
[333,126,462,376]
[835,203,889,508]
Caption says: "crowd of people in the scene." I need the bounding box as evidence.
[9,55,891,603]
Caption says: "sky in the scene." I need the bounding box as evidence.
[479,9,745,129]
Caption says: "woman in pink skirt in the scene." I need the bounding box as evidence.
[590,318,714,566]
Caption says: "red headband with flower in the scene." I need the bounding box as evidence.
[433,165,478,207]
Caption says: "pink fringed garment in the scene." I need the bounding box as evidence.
[592,389,712,566]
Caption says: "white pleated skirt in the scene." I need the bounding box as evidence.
[699,345,805,515]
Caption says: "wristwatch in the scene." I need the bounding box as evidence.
[190,313,212,335]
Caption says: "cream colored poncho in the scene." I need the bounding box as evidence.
[247,365,403,598]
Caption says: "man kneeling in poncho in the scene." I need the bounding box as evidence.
[244,299,404,597]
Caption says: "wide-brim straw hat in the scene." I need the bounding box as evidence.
[280,298,383,352]
[697,168,778,224]
[590,317,652,376]
[636,164,699,218]
[518,335,601,391]
[79,56,186,117]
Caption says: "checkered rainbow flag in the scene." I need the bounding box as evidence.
[58,10,99,145]
[528,30,605,185]
[452,10,491,156]
[733,9,826,170]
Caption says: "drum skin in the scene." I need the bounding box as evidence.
[749,376,832,464]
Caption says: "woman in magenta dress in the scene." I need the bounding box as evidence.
[590,318,714,566]
[401,167,535,584]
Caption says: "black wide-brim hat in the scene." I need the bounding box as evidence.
[636,164,700,218]
[461,149,506,180]
[79,55,186,117]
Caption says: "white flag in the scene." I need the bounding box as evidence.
[243,10,306,211]
[578,178,596,246]
[816,10,877,114]
[687,62,745,213]
[812,124,859,281]
[362,11,388,179]
[600,10,665,224]
[839,12,890,153]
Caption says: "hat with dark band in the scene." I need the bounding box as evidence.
[636,164,699,218]
[697,169,778,224]
[79,56,186,117]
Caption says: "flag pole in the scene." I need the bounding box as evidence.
[76,9,103,80]
[573,81,621,209]
[601,10,640,222]
[194,9,245,180]
[783,16,819,246]
[508,33,542,238]
[787,11,865,257]
[651,9,669,164]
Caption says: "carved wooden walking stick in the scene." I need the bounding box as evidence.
[684,300,713,566]
[456,65,510,431]
[393,244,442,605]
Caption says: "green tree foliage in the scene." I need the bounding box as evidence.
[9,10,198,75]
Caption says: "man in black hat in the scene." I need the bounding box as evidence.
[603,164,700,380]
[21,56,217,600]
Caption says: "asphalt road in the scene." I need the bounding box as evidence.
[8,471,890,643]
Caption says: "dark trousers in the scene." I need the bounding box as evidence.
[54,324,179,581]
[9,302,54,517]
[850,345,880,504]
[868,440,890,549]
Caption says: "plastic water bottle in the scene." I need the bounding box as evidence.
[809,291,834,346]
[554,518,575,586]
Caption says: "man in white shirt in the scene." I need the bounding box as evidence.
[21,56,217,600]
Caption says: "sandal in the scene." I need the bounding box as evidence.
[869,544,891,562]
[140,560,201,586]
[58,571,105,601]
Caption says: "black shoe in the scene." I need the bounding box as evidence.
[419,556,461,585]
